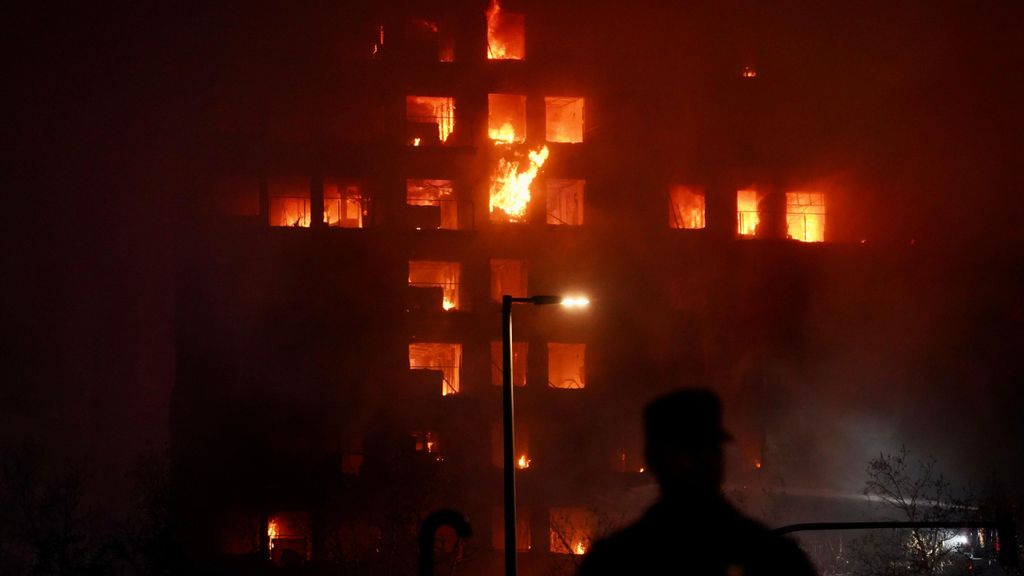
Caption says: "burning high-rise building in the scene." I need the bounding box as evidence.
[171,1,1024,574]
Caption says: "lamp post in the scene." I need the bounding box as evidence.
[501,294,589,576]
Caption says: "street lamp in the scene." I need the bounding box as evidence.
[501,294,589,576]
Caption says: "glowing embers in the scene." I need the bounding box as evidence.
[545,97,585,143]
[547,179,584,225]
[669,185,706,229]
[408,260,461,311]
[548,343,585,389]
[268,177,310,227]
[488,94,527,143]
[409,343,462,396]
[492,507,532,550]
[490,341,528,386]
[324,179,367,228]
[490,258,528,300]
[785,192,826,242]
[407,179,458,230]
[549,507,594,555]
[736,189,763,237]
[486,0,525,60]
[406,96,455,146]
[489,145,550,222]
[267,512,311,564]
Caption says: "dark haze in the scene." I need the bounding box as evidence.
[5,0,1023,557]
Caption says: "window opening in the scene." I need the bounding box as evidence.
[324,179,367,228]
[785,192,826,242]
[488,94,527,143]
[268,177,310,227]
[737,189,762,237]
[407,96,455,146]
[669,185,705,229]
[486,0,525,60]
[546,179,584,226]
[407,179,458,230]
[548,343,585,389]
[408,260,461,311]
[409,343,462,395]
[268,512,312,564]
[545,97,584,143]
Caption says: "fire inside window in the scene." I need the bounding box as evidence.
[489,146,550,222]
[785,192,826,242]
[547,179,585,225]
[488,93,527,143]
[409,343,462,396]
[406,96,455,146]
[736,189,762,237]
[486,0,525,60]
[324,179,367,228]
[411,430,439,454]
[268,177,310,227]
[492,507,532,550]
[669,185,706,229]
[407,179,458,230]
[267,512,311,564]
[549,507,594,555]
[408,260,461,311]
[490,259,527,300]
[491,420,529,468]
[406,18,454,62]
[545,97,585,143]
[548,343,585,389]
[490,341,528,387]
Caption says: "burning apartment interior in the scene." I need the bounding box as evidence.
[167,0,1024,574]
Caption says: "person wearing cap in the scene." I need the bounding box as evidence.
[577,388,817,576]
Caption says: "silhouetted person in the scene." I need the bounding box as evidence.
[577,388,817,576]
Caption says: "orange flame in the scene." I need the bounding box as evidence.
[268,518,279,552]
[489,145,549,222]
[486,0,524,60]
[575,542,586,555]
[517,455,530,469]
[489,121,518,144]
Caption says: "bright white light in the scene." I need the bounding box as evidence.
[943,534,969,548]
[560,296,590,308]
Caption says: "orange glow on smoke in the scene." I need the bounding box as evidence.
[489,145,549,222]
[737,189,760,236]
[486,0,525,60]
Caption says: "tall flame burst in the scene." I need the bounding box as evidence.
[489,145,549,222]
